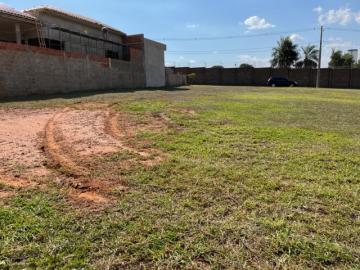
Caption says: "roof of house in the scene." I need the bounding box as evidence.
[0,3,36,21]
[24,6,126,36]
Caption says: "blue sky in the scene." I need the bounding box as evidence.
[4,0,360,67]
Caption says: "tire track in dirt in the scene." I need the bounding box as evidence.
[44,109,88,177]
[43,108,129,207]
[0,108,55,200]
[105,112,151,158]
[1,106,167,207]
[44,109,111,206]
[104,111,168,166]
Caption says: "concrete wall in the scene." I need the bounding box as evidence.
[144,38,166,87]
[174,67,360,89]
[165,68,187,87]
[0,42,145,98]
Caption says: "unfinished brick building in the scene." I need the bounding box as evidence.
[0,4,185,97]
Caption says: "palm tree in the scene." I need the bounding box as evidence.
[271,37,299,68]
[296,45,319,68]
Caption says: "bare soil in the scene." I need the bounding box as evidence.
[0,106,166,206]
[0,109,55,176]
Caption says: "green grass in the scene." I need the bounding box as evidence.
[1,86,359,269]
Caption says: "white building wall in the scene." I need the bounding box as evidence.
[144,38,166,87]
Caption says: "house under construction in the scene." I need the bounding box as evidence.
[0,4,185,98]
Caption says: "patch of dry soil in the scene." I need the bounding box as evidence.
[0,106,167,207]
[0,109,55,176]
[55,110,120,157]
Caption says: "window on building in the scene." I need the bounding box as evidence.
[27,38,65,50]
[105,50,119,59]
[27,38,40,47]
[122,46,130,61]
[45,39,65,50]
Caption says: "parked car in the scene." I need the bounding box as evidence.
[267,77,298,87]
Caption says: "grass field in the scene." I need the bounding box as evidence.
[0,85,359,269]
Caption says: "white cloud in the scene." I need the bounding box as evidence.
[237,54,270,67]
[243,16,275,30]
[186,24,199,29]
[290,33,304,42]
[325,37,353,49]
[313,6,323,14]
[165,56,198,67]
[318,7,353,25]
[355,12,360,23]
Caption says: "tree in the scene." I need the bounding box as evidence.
[271,36,299,68]
[295,61,304,69]
[239,63,254,69]
[354,60,360,69]
[296,45,319,68]
[328,50,354,68]
[212,65,224,69]
[343,53,355,67]
[329,50,344,68]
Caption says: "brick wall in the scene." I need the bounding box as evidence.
[174,67,360,89]
[0,42,146,98]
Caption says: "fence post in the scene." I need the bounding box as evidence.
[349,68,352,89]
[235,68,239,85]
[219,67,223,85]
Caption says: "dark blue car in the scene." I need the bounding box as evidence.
[267,77,298,87]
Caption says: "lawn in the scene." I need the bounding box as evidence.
[0,85,359,269]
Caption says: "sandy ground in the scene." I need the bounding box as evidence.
[0,107,166,206]
[0,109,55,176]
[55,110,120,157]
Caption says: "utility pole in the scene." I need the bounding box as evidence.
[316,25,324,88]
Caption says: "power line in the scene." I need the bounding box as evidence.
[155,28,318,42]
[166,41,320,55]
[168,47,269,53]
[326,27,360,33]
[158,27,360,42]
[166,49,271,55]
[167,46,273,53]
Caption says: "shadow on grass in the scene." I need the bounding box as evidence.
[0,86,191,103]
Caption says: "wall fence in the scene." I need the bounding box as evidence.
[173,67,360,89]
